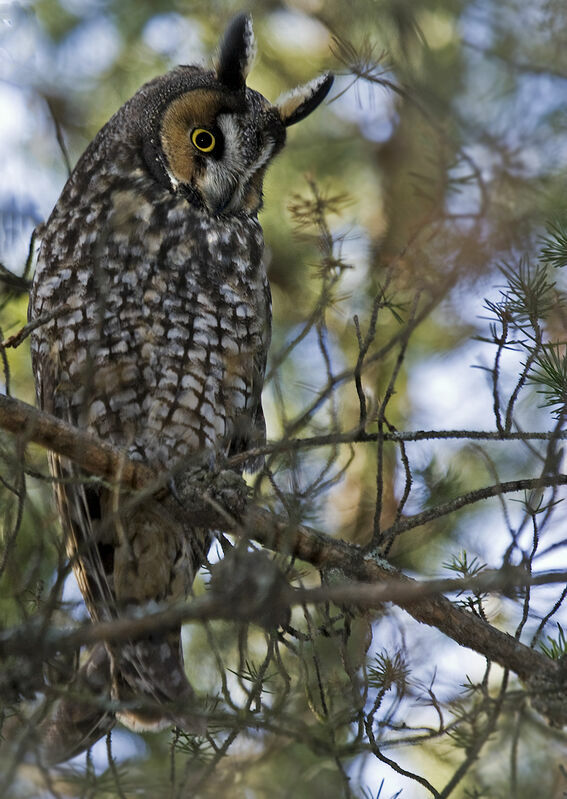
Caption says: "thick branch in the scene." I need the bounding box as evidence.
[0,393,152,489]
[1,567,565,669]
[246,507,560,683]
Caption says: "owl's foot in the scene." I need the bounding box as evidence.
[170,466,249,528]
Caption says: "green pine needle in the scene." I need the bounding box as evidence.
[540,623,567,660]
[529,343,567,414]
[540,219,567,270]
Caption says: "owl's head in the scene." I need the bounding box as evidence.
[134,14,333,216]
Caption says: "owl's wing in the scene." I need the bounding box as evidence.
[34,351,116,624]
[227,275,271,471]
[48,452,115,622]
[31,354,117,761]
[34,352,206,756]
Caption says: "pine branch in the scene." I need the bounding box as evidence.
[0,393,566,725]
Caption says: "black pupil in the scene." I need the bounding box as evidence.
[195,131,213,149]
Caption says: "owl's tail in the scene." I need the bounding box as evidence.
[41,631,204,765]
[109,628,206,735]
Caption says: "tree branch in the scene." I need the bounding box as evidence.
[0,393,152,489]
[0,392,565,722]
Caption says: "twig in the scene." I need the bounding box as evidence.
[1,306,70,349]
[378,474,567,541]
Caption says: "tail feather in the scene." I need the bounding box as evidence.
[41,631,205,764]
[110,630,206,735]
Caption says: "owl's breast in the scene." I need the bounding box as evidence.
[31,191,271,468]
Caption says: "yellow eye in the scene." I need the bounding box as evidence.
[191,128,216,153]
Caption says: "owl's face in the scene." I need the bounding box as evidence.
[159,84,285,216]
[132,14,333,216]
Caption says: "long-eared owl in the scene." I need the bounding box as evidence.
[29,13,332,754]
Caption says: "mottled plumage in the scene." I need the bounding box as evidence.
[29,13,332,751]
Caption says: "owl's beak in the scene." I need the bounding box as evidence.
[213,200,229,215]
[210,190,234,216]
[196,173,238,216]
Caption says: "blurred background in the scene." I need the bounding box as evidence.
[1,1,567,797]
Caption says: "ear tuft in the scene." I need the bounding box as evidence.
[216,13,256,91]
[276,73,334,127]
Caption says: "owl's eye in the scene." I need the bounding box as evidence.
[191,128,216,153]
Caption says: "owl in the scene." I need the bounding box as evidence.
[29,13,332,758]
